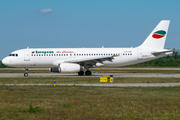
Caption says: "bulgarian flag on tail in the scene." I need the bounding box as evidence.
[152,30,166,39]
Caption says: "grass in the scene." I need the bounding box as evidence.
[0,76,180,119]
[0,77,180,84]
[0,86,180,119]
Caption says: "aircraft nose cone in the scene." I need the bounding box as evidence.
[2,57,8,65]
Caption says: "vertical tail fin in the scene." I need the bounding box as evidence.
[138,20,170,49]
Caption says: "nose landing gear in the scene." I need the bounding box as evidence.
[24,68,28,77]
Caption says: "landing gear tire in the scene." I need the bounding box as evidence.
[24,73,28,77]
[78,71,84,76]
[85,70,92,76]
[24,67,28,77]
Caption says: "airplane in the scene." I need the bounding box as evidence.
[2,20,173,76]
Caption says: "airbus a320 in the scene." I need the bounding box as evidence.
[2,20,173,76]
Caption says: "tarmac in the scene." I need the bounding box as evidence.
[0,73,180,78]
[1,68,180,70]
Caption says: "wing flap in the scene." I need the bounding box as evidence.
[64,55,118,66]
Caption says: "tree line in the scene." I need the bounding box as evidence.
[128,49,180,67]
[0,61,6,68]
[0,49,179,68]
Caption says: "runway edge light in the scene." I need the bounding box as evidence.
[54,81,56,86]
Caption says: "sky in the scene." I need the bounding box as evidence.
[0,0,180,60]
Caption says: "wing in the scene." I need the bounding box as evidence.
[64,55,118,67]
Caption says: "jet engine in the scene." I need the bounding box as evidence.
[49,63,84,73]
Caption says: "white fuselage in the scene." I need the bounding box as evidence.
[1,20,172,76]
[2,47,172,68]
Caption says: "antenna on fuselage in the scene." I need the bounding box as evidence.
[102,46,104,48]
[27,46,29,49]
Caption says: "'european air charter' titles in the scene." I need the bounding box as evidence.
[56,51,74,53]
[31,50,74,54]
[32,51,54,54]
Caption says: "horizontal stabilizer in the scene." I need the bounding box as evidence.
[152,50,174,56]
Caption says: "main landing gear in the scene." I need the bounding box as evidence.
[78,71,84,76]
[78,70,92,76]
[85,70,91,76]
[24,68,28,77]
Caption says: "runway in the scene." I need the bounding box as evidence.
[0,73,180,78]
[1,83,180,87]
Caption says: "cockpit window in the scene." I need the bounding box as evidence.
[9,54,18,57]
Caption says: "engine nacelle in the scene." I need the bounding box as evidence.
[49,63,84,73]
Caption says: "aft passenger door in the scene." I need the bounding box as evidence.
[137,49,142,60]
[24,50,30,61]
